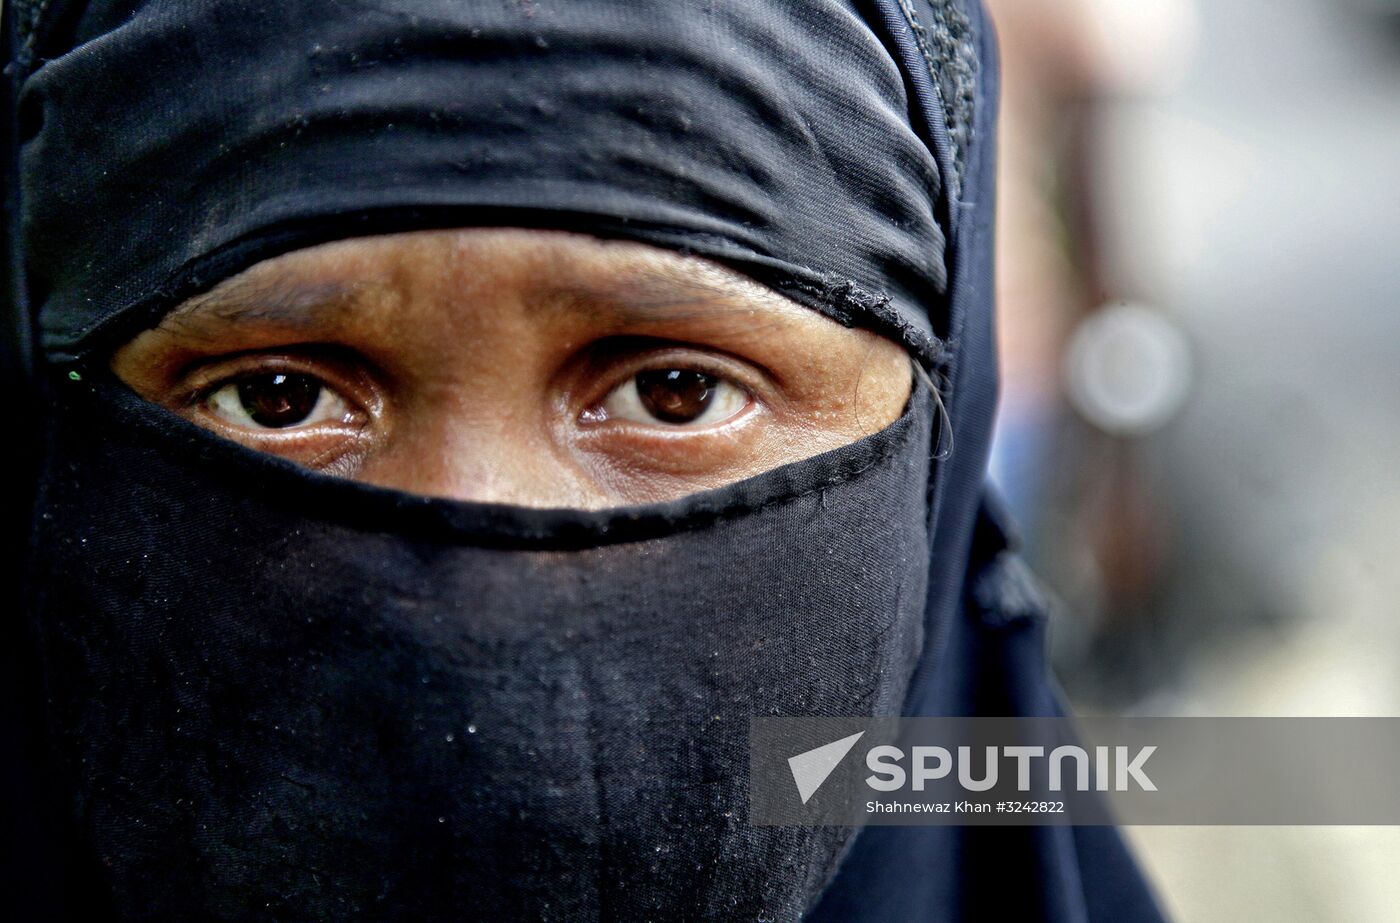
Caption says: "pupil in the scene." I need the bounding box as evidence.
[236,373,322,428]
[635,369,717,423]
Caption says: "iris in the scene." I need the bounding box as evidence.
[634,368,719,423]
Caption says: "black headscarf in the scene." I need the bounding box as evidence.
[3,0,1168,919]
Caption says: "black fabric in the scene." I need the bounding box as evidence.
[25,371,933,920]
[0,0,71,914]
[4,0,1171,920]
[808,7,1167,920]
[19,0,949,364]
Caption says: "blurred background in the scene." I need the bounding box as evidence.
[981,0,1400,918]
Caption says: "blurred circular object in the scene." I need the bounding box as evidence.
[1064,302,1193,436]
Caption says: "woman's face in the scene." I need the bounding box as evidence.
[112,228,912,509]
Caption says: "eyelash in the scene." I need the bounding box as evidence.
[179,345,762,444]
[184,353,374,426]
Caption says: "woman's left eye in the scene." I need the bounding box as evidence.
[205,372,352,430]
[599,368,750,427]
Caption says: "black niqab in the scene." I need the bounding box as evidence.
[3,0,1169,919]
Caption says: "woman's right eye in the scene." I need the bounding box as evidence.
[205,372,352,430]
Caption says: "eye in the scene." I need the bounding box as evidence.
[599,368,750,427]
[205,372,352,430]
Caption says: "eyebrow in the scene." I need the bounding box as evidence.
[163,261,771,335]
[162,273,377,331]
[532,268,761,329]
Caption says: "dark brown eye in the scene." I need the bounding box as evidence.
[634,368,720,423]
[207,372,345,430]
[596,367,748,428]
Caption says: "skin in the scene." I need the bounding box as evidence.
[113,228,913,509]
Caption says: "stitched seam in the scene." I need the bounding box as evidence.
[774,275,948,368]
[895,0,939,97]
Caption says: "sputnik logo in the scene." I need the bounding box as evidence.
[788,731,865,804]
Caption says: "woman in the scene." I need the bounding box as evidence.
[3,0,1167,919]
